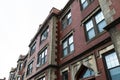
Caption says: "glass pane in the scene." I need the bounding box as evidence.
[70,44,74,52]
[43,77,45,80]
[63,41,68,49]
[98,20,106,32]
[63,48,68,56]
[86,20,94,31]
[110,66,120,80]
[88,29,95,40]
[68,17,72,25]
[95,12,104,24]
[67,12,71,19]
[105,52,119,69]
[83,1,88,9]
[62,71,68,80]
[81,0,86,4]
[69,35,73,44]
[83,69,94,78]
[45,49,47,55]
[42,52,44,58]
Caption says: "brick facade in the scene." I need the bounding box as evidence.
[9,0,120,80]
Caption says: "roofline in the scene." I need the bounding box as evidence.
[29,8,60,47]
[59,0,74,16]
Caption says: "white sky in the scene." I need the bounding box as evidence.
[0,0,68,79]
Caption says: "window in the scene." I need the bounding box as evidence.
[85,11,106,40]
[81,68,94,78]
[21,74,24,80]
[41,28,49,43]
[62,35,74,57]
[104,51,120,80]
[17,77,20,80]
[27,61,33,75]
[80,0,93,9]
[62,11,72,29]
[38,77,45,80]
[19,63,23,71]
[30,42,36,56]
[62,71,68,80]
[23,60,27,68]
[37,48,47,66]
[76,64,95,80]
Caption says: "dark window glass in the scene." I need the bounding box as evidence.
[62,35,74,57]
[37,48,47,66]
[104,51,120,80]
[85,11,106,41]
[80,0,93,9]
[30,42,36,56]
[62,71,68,80]
[21,74,24,80]
[62,11,72,29]
[41,28,49,43]
[23,60,27,68]
[82,68,94,78]
[27,61,33,75]
[19,63,23,71]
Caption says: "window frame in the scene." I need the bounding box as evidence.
[19,63,23,71]
[37,48,47,67]
[80,0,94,10]
[62,10,72,29]
[84,11,106,41]
[30,42,36,56]
[62,34,74,57]
[40,27,49,43]
[27,61,33,75]
[103,50,120,80]
[62,70,68,80]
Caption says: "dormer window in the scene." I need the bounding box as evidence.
[62,10,72,29]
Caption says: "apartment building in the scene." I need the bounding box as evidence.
[9,0,120,80]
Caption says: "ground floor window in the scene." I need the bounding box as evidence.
[75,64,95,80]
[104,51,120,80]
[62,71,68,80]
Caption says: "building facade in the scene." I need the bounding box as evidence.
[9,0,120,80]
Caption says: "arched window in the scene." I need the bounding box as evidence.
[75,64,95,80]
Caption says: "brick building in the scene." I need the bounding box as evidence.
[9,0,120,80]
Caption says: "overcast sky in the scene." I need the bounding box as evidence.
[0,0,68,79]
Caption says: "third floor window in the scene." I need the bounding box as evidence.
[62,10,72,29]
[62,35,74,57]
[84,11,106,41]
[37,48,47,66]
[27,61,33,75]
[40,28,49,43]
[80,0,93,9]
[30,42,36,56]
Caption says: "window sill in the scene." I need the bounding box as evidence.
[61,50,74,60]
[86,30,107,44]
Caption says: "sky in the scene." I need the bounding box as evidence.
[0,0,68,79]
